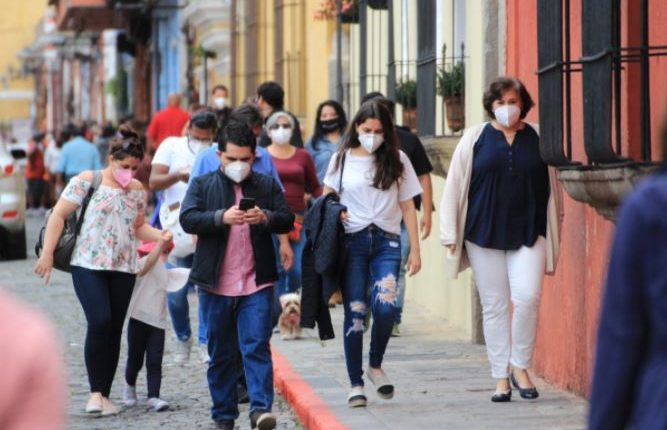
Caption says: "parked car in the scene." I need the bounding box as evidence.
[0,141,27,260]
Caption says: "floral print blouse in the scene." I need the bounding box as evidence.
[61,177,146,274]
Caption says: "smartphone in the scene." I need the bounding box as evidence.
[239,197,256,211]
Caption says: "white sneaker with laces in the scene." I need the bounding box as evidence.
[173,337,192,364]
[147,397,170,412]
[198,343,210,364]
[123,384,137,407]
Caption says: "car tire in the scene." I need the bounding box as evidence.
[2,227,27,260]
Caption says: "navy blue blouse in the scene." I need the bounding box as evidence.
[464,123,549,250]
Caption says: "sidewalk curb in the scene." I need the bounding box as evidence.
[272,349,349,430]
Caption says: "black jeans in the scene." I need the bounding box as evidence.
[125,318,165,398]
[71,266,136,397]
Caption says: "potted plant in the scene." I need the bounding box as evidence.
[437,61,465,132]
[395,78,418,132]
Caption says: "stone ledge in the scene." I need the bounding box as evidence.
[421,135,460,178]
[558,162,659,221]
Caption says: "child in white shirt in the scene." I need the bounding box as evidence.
[123,233,189,411]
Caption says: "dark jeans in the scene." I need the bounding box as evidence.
[71,266,136,397]
[166,254,207,344]
[343,225,401,387]
[125,318,165,399]
[27,178,46,209]
[199,287,274,422]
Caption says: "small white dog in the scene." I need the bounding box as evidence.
[278,293,302,340]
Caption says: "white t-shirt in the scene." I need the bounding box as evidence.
[152,136,198,206]
[127,257,190,329]
[323,150,422,235]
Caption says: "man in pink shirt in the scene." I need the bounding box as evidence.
[146,93,191,150]
[0,288,66,430]
[180,121,294,430]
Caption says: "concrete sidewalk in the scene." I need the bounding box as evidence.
[271,301,587,430]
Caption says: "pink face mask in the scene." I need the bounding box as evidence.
[112,166,134,188]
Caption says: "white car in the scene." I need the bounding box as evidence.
[0,141,27,260]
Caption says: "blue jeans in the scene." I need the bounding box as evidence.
[395,223,410,325]
[166,255,206,344]
[343,225,401,387]
[271,232,305,322]
[199,287,274,422]
[71,266,136,397]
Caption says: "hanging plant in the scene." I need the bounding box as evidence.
[313,0,359,23]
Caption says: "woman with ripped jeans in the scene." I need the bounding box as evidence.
[322,100,422,407]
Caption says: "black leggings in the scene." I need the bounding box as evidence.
[125,318,165,398]
[71,266,136,397]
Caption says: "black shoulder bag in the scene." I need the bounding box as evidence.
[35,171,103,272]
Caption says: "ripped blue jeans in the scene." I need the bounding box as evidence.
[342,225,402,387]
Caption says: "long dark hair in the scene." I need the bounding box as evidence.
[311,100,347,149]
[108,125,145,160]
[334,100,403,190]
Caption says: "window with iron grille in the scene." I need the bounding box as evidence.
[537,0,667,168]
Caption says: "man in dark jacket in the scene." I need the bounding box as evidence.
[180,122,293,430]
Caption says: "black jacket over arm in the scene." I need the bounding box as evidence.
[301,193,347,340]
[179,170,294,290]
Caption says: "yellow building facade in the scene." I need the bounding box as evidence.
[0,0,47,132]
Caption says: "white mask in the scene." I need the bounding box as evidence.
[271,127,292,145]
[493,104,521,128]
[224,161,251,183]
[358,133,384,154]
[189,139,209,154]
[213,97,226,109]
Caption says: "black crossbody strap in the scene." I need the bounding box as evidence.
[338,151,346,195]
[75,171,102,236]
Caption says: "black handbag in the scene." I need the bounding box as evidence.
[35,171,102,272]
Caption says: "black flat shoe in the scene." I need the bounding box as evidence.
[510,373,539,399]
[491,389,512,402]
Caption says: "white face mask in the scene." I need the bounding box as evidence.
[358,133,384,154]
[493,104,521,128]
[271,127,292,145]
[189,139,210,154]
[224,160,251,183]
[213,97,226,109]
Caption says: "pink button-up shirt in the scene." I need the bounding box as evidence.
[213,185,272,296]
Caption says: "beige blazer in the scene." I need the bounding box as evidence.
[439,122,563,279]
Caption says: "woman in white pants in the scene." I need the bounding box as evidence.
[440,77,562,402]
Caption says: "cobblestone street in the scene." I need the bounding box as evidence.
[0,217,301,430]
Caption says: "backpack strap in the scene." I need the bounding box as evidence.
[75,171,103,236]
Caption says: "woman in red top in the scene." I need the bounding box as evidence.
[25,134,47,215]
[266,111,322,324]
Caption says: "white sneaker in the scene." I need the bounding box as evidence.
[123,384,137,407]
[173,337,192,364]
[347,386,367,408]
[198,344,210,364]
[146,397,170,412]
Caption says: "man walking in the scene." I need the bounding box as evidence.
[147,93,191,150]
[55,124,101,188]
[180,121,293,430]
[150,110,217,364]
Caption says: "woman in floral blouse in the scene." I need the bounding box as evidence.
[35,126,170,416]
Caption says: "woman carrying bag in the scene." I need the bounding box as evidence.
[322,100,422,407]
[34,126,170,416]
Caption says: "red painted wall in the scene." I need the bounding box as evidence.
[505,0,667,396]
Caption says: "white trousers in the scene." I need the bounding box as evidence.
[465,236,546,379]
